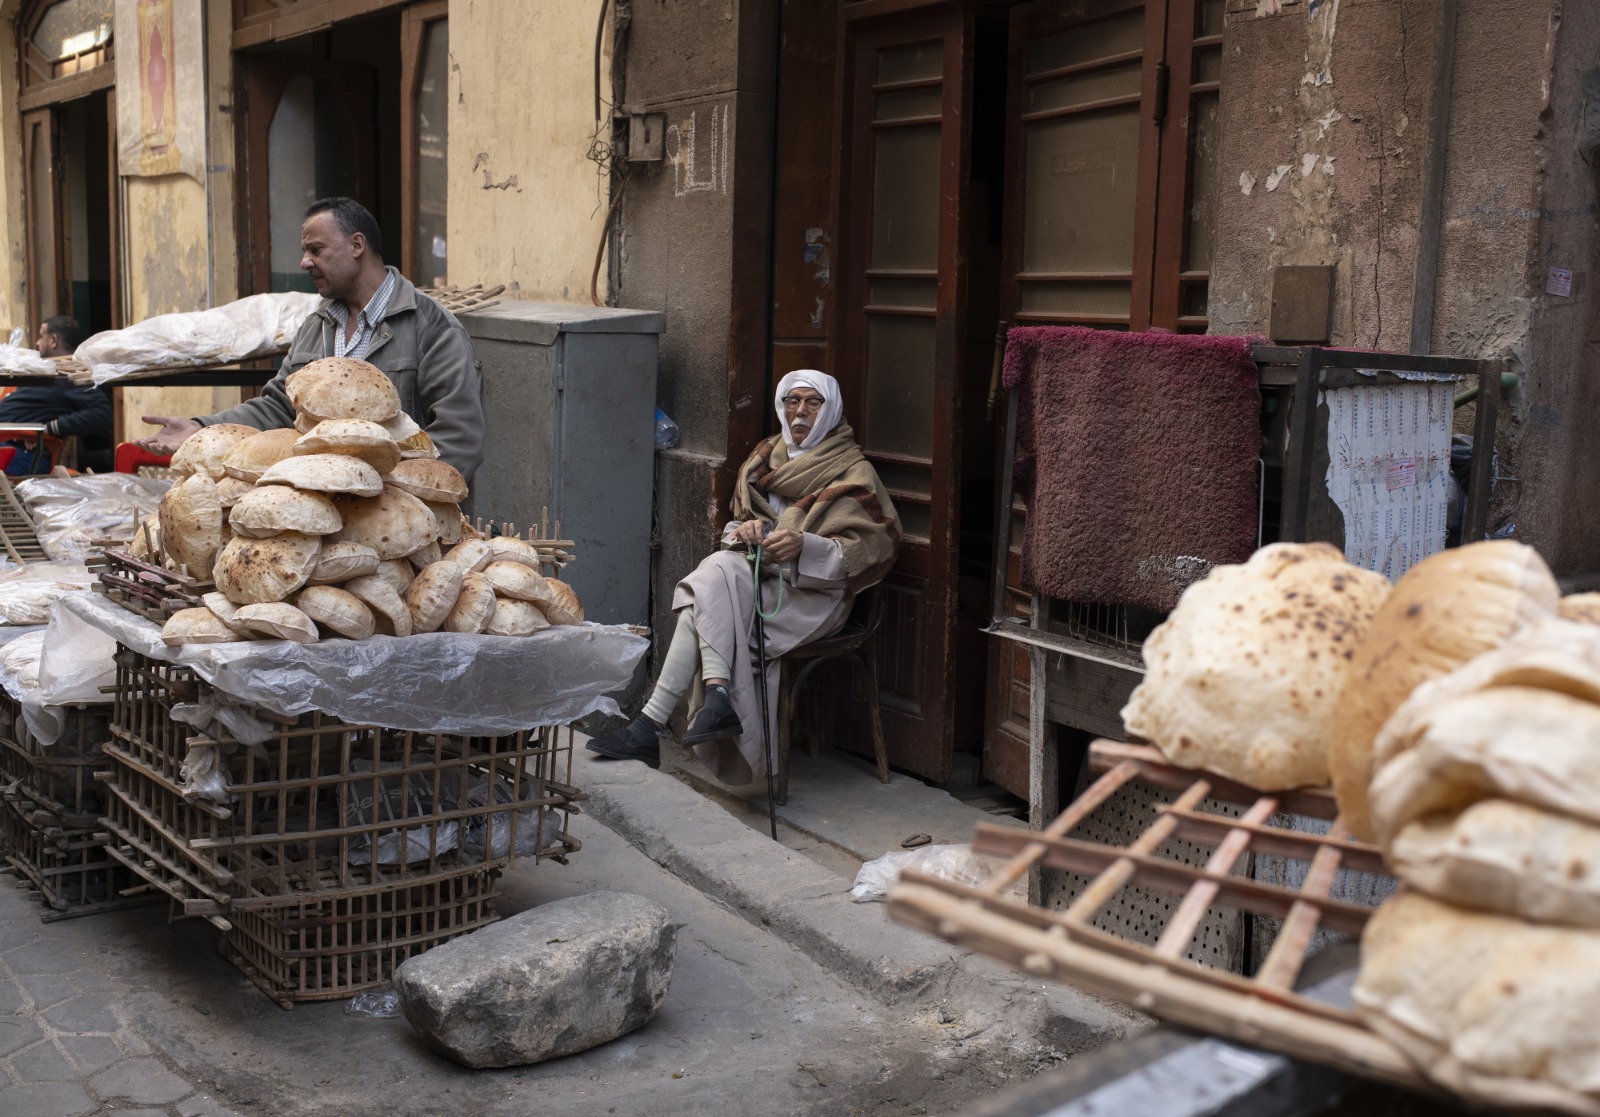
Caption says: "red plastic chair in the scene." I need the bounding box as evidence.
[115,443,172,473]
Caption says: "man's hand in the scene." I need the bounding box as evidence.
[136,416,203,456]
[762,529,803,563]
[731,520,769,548]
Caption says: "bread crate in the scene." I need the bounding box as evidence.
[0,700,154,920]
[218,863,503,1008]
[99,646,583,918]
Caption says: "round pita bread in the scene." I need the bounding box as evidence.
[381,412,422,443]
[485,597,550,637]
[427,501,463,544]
[306,541,380,585]
[293,419,401,474]
[161,608,243,647]
[201,591,255,637]
[1561,594,1600,627]
[343,575,413,637]
[1354,892,1600,1113]
[228,486,343,538]
[446,539,493,573]
[332,486,437,560]
[1391,799,1600,928]
[407,539,443,571]
[542,579,584,626]
[286,357,400,423]
[486,536,543,570]
[158,473,224,578]
[170,424,259,481]
[213,532,322,605]
[397,428,438,460]
[385,459,468,504]
[294,411,321,435]
[223,428,300,483]
[215,476,253,510]
[1329,540,1559,840]
[234,602,319,643]
[482,560,562,611]
[442,571,495,633]
[404,561,466,633]
[373,558,415,596]
[1120,543,1390,791]
[258,454,384,498]
[296,585,376,640]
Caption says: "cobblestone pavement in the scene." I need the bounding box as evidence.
[0,880,241,1117]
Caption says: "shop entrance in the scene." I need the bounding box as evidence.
[236,13,403,295]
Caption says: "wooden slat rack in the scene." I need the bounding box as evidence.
[886,739,1428,1092]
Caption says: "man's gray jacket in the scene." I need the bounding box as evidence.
[198,268,485,482]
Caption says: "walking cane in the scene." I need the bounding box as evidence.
[750,545,783,841]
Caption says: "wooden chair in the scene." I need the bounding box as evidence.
[774,585,890,804]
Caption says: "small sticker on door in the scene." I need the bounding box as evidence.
[1386,457,1417,490]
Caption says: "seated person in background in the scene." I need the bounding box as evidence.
[134,196,485,484]
[586,370,901,781]
[0,316,113,474]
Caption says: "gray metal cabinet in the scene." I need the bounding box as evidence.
[459,302,665,626]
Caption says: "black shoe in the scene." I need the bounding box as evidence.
[680,684,744,745]
[585,716,662,769]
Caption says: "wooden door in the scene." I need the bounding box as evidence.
[240,57,378,295]
[836,13,978,784]
[21,107,65,332]
[982,0,1225,795]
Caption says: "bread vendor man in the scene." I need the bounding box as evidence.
[135,197,485,483]
[586,370,902,781]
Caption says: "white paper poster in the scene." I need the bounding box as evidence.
[1324,382,1453,581]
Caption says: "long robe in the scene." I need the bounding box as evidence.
[673,423,899,784]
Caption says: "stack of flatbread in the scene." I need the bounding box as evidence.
[1353,612,1600,1113]
[140,357,582,647]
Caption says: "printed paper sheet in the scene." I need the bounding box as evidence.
[1324,383,1452,581]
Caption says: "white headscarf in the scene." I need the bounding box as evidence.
[774,369,843,458]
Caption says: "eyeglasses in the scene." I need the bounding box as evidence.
[782,395,825,413]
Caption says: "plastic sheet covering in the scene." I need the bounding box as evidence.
[74,291,321,385]
[851,845,1002,903]
[16,474,171,560]
[0,628,57,746]
[0,336,57,377]
[60,592,648,735]
[0,562,96,625]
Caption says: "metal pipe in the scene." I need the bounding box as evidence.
[1409,0,1460,354]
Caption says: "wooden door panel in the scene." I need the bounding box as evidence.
[22,107,64,331]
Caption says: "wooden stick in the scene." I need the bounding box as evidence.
[1254,818,1355,991]
[986,760,1141,895]
[1065,779,1212,923]
[1154,796,1279,957]
[888,882,1428,1091]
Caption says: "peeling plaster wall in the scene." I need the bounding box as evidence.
[612,0,777,652]
[118,175,227,442]
[1209,0,1600,571]
[447,0,610,302]
[0,6,26,333]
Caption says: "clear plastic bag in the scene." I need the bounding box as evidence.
[17,474,171,560]
[38,598,118,705]
[0,562,96,626]
[74,292,320,385]
[344,987,403,1018]
[0,331,57,377]
[850,844,998,903]
[345,759,461,866]
[176,743,233,806]
[460,773,567,860]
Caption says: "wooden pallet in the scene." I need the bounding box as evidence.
[886,739,1429,1092]
[88,548,208,621]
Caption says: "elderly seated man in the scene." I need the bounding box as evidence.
[588,370,901,783]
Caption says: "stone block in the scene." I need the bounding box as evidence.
[395,891,675,1068]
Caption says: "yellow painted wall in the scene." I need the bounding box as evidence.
[0,4,25,335]
[118,175,240,443]
[447,0,610,304]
